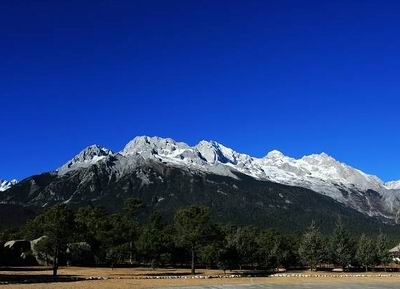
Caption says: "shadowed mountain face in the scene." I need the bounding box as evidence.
[0,204,37,228]
[0,156,398,235]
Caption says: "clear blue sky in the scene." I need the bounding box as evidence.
[1,0,399,181]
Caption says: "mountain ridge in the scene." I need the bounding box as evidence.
[51,135,400,220]
[1,135,400,227]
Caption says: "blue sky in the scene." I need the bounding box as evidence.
[1,0,399,181]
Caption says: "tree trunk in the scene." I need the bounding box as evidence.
[365,265,368,272]
[191,245,195,275]
[129,241,133,265]
[52,247,58,277]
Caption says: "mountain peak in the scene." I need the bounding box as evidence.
[196,140,229,164]
[122,135,189,157]
[58,144,113,174]
[265,150,285,159]
[319,152,330,158]
[301,152,336,164]
[197,139,220,148]
[195,140,252,165]
[74,144,112,159]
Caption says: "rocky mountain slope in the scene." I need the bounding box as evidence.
[57,136,400,221]
[1,136,400,231]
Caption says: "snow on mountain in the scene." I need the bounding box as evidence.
[121,136,240,178]
[386,181,400,190]
[123,136,193,159]
[0,179,18,192]
[58,145,114,175]
[58,136,400,219]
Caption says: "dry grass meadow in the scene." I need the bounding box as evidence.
[2,267,400,289]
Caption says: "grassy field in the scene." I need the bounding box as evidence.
[2,267,400,289]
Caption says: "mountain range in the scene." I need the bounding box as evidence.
[1,136,400,233]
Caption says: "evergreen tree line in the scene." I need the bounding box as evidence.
[0,199,394,276]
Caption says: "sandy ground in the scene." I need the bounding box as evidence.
[2,267,400,289]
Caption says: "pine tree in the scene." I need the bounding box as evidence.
[174,206,210,275]
[38,204,76,276]
[231,226,258,269]
[256,229,278,269]
[271,234,292,269]
[136,212,165,268]
[356,234,376,272]
[298,221,324,271]
[376,232,391,271]
[123,198,144,264]
[330,219,355,270]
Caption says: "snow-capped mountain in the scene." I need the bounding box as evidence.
[0,179,18,192]
[55,136,400,220]
[2,136,399,227]
[117,136,399,206]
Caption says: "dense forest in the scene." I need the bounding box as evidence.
[0,198,397,276]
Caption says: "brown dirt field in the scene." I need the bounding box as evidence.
[2,267,400,289]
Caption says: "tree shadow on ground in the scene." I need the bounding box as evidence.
[144,272,202,276]
[0,274,85,284]
[111,271,201,276]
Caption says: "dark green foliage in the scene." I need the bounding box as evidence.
[174,206,210,274]
[198,243,220,268]
[74,206,109,261]
[298,222,325,270]
[217,246,240,272]
[106,243,130,267]
[103,213,139,265]
[256,229,278,268]
[355,234,376,272]
[210,225,240,272]
[270,234,287,268]
[124,197,144,219]
[136,212,167,268]
[229,226,258,268]
[330,219,355,269]
[376,232,391,270]
[66,242,94,266]
[0,201,396,272]
[31,204,76,275]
